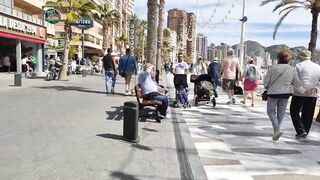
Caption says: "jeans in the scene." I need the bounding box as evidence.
[105,71,115,93]
[211,78,219,90]
[290,96,317,135]
[267,97,288,129]
[152,95,169,116]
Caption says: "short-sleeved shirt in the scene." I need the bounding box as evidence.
[221,56,240,80]
[138,71,158,95]
[173,61,189,74]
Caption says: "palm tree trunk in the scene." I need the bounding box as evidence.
[147,0,158,65]
[59,22,71,80]
[156,0,165,71]
[102,19,108,53]
[308,10,318,58]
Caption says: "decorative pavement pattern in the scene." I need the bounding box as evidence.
[180,90,320,180]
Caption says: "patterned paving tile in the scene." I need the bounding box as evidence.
[253,174,320,180]
[232,148,302,155]
[192,137,224,143]
[207,121,255,125]
[218,131,271,137]
[285,140,320,146]
[200,157,241,166]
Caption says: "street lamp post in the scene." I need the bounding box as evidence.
[193,0,199,64]
[239,0,247,68]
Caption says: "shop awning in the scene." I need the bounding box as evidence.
[0,31,46,44]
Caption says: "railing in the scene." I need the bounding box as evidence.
[0,4,43,26]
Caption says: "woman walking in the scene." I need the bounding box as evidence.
[241,57,260,107]
[264,49,305,141]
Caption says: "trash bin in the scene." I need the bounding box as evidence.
[82,69,87,77]
[123,101,139,142]
[14,73,22,86]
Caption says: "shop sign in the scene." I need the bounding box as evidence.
[45,9,61,24]
[70,16,93,30]
[0,15,37,34]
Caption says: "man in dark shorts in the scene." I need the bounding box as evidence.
[221,49,241,105]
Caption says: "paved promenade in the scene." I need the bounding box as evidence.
[0,72,320,180]
[0,73,184,179]
[165,73,320,180]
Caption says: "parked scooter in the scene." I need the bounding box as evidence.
[46,61,62,81]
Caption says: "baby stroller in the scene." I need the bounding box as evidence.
[173,74,191,108]
[192,74,217,107]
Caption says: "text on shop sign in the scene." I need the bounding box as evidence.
[0,15,37,34]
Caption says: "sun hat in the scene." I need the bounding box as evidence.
[298,49,311,58]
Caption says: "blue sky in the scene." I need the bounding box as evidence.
[134,0,312,48]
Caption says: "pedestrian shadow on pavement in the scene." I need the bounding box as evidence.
[97,133,123,140]
[110,171,140,180]
[105,106,123,121]
[35,86,106,94]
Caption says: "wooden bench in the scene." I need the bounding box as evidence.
[134,85,162,122]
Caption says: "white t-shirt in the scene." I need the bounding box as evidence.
[173,61,189,74]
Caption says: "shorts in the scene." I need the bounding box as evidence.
[222,79,235,91]
[244,79,259,91]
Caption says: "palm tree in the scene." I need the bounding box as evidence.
[140,20,147,62]
[261,0,320,56]
[45,0,96,80]
[146,0,158,65]
[95,4,119,53]
[115,35,128,54]
[156,0,165,71]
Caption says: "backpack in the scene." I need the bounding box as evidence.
[246,66,257,81]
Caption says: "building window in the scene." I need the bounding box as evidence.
[0,0,12,8]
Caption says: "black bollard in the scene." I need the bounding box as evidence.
[123,101,139,142]
[14,73,22,86]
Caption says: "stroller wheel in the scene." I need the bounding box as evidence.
[212,98,216,107]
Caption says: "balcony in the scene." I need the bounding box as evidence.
[0,4,44,26]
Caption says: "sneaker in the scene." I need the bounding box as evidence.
[240,100,246,104]
[272,131,283,141]
[232,98,236,104]
[226,101,232,105]
[251,103,255,107]
[296,132,308,139]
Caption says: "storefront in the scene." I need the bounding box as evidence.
[0,12,46,73]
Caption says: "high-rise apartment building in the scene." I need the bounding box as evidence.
[167,9,196,61]
[207,43,215,61]
[196,33,208,60]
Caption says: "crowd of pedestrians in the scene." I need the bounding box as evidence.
[100,47,319,139]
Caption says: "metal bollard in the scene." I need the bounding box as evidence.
[123,101,139,142]
[82,69,87,77]
[14,73,22,86]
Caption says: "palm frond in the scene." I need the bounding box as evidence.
[273,0,303,12]
[261,0,280,6]
[273,8,296,40]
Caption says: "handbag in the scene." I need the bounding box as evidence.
[120,56,130,77]
[262,68,288,101]
[190,74,198,83]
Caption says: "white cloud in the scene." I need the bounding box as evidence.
[134,0,314,47]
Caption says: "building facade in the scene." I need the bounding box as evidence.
[167,8,196,62]
[0,0,51,74]
[196,33,207,60]
[207,43,215,61]
[53,0,133,59]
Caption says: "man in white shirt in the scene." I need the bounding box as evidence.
[290,49,320,138]
[138,63,168,122]
[172,53,189,89]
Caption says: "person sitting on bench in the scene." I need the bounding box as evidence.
[138,63,168,120]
